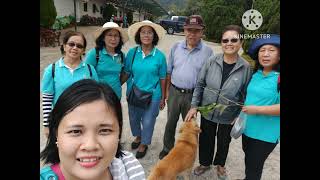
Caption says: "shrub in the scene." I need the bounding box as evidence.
[79,15,103,26]
[52,15,75,30]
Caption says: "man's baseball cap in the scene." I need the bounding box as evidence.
[184,15,205,29]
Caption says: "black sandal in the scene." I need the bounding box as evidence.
[136,146,148,159]
[131,141,141,149]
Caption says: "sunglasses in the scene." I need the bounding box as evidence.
[66,42,84,49]
[221,38,239,44]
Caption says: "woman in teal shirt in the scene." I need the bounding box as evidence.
[240,34,280,180]
[125,20,167,158]
[85,22,129,99]
[41,31,99,137]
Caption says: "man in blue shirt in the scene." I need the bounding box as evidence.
[159,15,214,159]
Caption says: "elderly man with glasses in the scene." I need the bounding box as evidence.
[159,15,214,160]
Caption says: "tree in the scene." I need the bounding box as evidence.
[127,11,133,24]
[102,3,117,22]
[242,0,280,54]
[199,0,247,42]
[40,0,57,28]
[184,0,202,16]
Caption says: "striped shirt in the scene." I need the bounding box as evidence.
[109,151,146,180]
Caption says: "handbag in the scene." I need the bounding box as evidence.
[127,47,159,109]
[230,112,247,139]
[128,83,153,109]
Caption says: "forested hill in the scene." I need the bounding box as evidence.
[157,0,187,10]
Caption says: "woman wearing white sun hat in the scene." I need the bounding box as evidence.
[124,20,167,159]
[85,22,129,100]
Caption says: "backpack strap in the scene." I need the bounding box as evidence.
[131,47,139,79]
[87,64,92,77]
[95,47,100,64]
[120,51,124,71]
[52,63,55,79]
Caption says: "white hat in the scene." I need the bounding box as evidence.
[94,22,129,43]
[128,20,166,42]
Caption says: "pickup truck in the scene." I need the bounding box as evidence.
[159,16,187,35]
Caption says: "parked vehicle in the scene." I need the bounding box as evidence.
[159,16,187,35]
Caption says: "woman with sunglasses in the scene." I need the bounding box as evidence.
[238,34,280,180]
[41,31,99,137]
[85,22,129,100]
[185,25,252,178]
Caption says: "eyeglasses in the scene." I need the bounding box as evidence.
[66,42,84,49]
[140,31,154,36]
[106,34,120,38]
[221,38,239,44]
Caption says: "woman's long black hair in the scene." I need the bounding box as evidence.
[40,79,124,165]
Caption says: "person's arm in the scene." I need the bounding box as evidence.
[42,93,53,137]
[159,52,167,110]
[159,79,166,110]
[242,104,280,115]
[120,52,129,85]
[165,75,171,101]
[166,43,176,100]
[41,64,55,137]
[84,48,98,67]
[120,72,129,85]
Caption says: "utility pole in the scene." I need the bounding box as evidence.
[73,0,77,31]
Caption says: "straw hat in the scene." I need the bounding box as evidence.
[94,22,129,42]
[128,20,166,41]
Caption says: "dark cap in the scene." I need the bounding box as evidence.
[184,15,205,29]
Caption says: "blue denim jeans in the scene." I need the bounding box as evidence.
[128,100,160,145]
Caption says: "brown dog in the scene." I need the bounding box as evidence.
[148,119,201,180]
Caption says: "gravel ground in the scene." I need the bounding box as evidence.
[40,26,280,180]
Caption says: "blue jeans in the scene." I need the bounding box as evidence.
[128,100,160,145]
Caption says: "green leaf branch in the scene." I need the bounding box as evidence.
[196,87,244,116]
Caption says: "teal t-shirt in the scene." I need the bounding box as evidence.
[85,48,125,99]
[124,46,167,100]
[41,58,99,106]
[243,70,280,143]
[40,166,58,180]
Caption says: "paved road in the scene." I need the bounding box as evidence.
[40,26,279,180]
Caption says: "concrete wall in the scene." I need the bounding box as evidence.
[132,11,145,23]
[53,0,104,22]
[79,0,104,19]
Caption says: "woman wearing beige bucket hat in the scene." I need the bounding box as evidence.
[85,22,129,99]
[124,20,167,158]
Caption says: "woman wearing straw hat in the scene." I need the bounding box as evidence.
[85,22,129,99]
[238,34,280,180]
[124,20,167,158]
